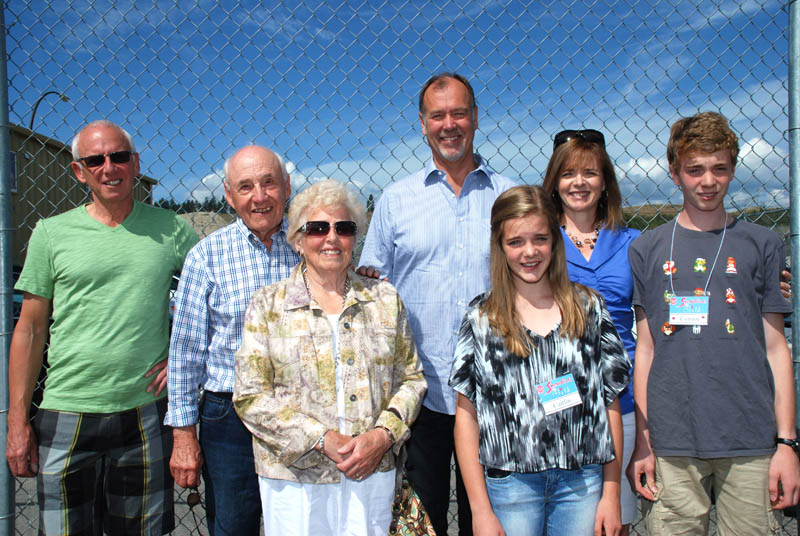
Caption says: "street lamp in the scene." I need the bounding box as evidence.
[28,91,69,130]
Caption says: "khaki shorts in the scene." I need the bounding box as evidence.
[642,455,780,536]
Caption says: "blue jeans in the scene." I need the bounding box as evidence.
[199,391,261,536]
[485,465,602,536]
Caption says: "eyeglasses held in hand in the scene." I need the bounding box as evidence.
[77,150,135,169]
[553,129,606,151]
[300,220,358,237]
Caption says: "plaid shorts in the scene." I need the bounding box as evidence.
[34,398,174,536]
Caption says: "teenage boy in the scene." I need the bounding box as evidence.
[626,111,799,534]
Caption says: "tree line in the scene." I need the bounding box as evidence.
[155,194,376,215]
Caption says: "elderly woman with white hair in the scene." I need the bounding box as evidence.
[234,179,427,535]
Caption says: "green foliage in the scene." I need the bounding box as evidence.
[155,196,232,214]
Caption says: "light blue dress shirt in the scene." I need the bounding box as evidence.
[359,155,517,414]
[165,218,300,427]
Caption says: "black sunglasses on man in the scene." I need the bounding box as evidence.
[77,150,136,169]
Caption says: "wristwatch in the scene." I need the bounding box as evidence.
[776,437,800,454]
[376,425,394,445]
[316,432,326,452]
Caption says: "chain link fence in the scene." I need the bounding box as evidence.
[4,0,794,534]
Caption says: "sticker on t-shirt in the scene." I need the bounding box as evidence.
[668,292,709,325]
[535,373,582,415]
[725,288,736,304]
[661,322,674,335]
[694,258,707,273]
[725,318,735,334]
[663,260,676,275]
[726,257,737,274]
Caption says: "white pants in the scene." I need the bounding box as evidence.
[621,411,638,525]
[259,469,396,536]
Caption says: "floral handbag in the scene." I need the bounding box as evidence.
[389,473,437,536]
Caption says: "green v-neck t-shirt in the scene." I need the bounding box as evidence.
[16,201,198,413]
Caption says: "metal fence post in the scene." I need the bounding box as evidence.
[789,12,800,532]
[790,0,800,390]
[0,1,14,534]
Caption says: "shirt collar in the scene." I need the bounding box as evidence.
[284,263,373,312]
[234,217,290,247]
[422,153,490,186]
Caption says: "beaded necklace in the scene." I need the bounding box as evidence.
[561,221,602,249]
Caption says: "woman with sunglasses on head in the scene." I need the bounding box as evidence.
[541,129,640,535]
[451,185,630,536]
[233,179,427,535]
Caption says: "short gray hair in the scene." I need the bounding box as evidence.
[223,147,289,185]
[287,179,367,251]
[71,120,136,160]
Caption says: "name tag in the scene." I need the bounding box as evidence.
[535,373,582,415]
[668,292,709,325]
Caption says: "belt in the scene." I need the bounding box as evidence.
[486,468,512,478]
[204,390,233,400]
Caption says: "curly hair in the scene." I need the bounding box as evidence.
[286,179,367,252]
[667,111,739,173]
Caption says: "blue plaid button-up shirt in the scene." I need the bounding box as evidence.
[358,155,517,414]
[165,218,300,427]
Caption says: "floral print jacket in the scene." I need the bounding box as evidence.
[234,263,427,483]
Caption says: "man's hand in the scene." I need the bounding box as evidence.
[335,428,391,480]
[6,419,38,477]
[355,266,382,280]
[6,292,49,477]
[780,270,792,301]
[626,439,658,502]
[171,426,203,488]
[144,359,168,396]
[769,444,800,509]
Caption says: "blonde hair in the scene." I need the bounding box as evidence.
[482,185,591,356]
[541,137,624,230]
[286,179,367,251]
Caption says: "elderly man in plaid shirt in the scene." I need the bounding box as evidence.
[165,145,298,535]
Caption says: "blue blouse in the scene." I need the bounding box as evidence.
[562,226,640,414]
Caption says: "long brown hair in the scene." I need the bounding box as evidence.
[482,185,590,356]
[541,137,624,230]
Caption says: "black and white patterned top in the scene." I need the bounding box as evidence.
[449,288,630,473]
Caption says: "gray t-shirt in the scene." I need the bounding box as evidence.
[629,218,790,458]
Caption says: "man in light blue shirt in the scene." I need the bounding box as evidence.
[165,146,299,535]
[359,73,517,536]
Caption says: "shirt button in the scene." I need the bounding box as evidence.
[343,322,350,329]
[458,272,463,277]
[349,394,357,402]
[347,358,354,366]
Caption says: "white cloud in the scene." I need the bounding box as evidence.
[189,168,225,202]
[144,0,788,213]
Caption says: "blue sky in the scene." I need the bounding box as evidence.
[7,0,790,212]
